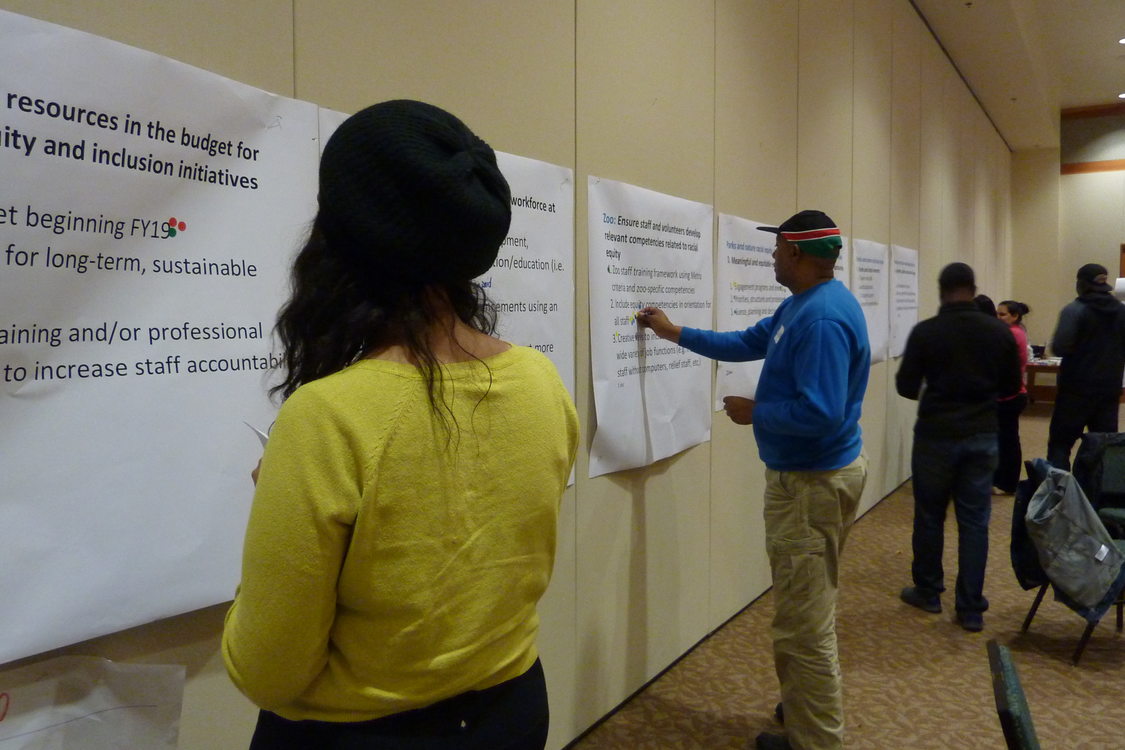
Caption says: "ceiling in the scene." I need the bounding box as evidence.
[912,0,1125,151]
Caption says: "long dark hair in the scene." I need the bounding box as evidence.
[998,299,1029,325]
[270,217,498,413]
[973,294,996,317]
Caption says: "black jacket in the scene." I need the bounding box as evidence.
[896,300,1022,438]
[1052,292,1125,394]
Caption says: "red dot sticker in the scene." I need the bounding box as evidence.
[168,217,177,225]
[178,221,186,231]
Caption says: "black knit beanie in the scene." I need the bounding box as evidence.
[318,100,511,284]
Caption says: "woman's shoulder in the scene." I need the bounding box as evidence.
[279,360,412,414]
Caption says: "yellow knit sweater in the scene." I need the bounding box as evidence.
[222,346,578,721]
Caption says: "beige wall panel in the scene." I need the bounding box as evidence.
[889,2,922,250]
[709,0,797,625]
[883,2,925,488]
[991,133,1013,295]
[1011,149,1062,346]
[0,0,294,95]
[714,0,799,221]
[972,122,996,292]
[950,84,977,267]
[851,0,892,243]
[852,0,894,510]
[1059,171,1125,330]
[917,41,947,316]
[573,0,715,731]
[995,143,1013,297]
[923,52,965,307]
[991,131,1012,297]
[292,0,576,167]
[858,363,890,512]
[969,111,1010,296]
[796,0,853,222]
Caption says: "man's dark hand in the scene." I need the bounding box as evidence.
[636,307,682,343]
[722,396,755,425]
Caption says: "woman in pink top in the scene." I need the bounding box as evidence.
[994,300,1031,492]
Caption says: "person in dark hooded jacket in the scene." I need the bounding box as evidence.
[1046,263,1125,469]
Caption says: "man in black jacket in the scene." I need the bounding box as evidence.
[1047,263,1125,470]
[896,262,1021,632]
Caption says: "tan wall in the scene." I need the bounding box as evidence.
[1058,171,1125,341]
[0,2,1014,748]
[1012,149,1063,348]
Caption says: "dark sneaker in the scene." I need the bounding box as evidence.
[956,611,984,632]
[900,586,941,613]
[755,731,792,750]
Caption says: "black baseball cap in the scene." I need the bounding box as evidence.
[758,210,842,258]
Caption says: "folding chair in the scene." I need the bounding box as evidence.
[1020,577,1125,665]
[987,639,1041,750]
[1073,432,1125,537]
[1017,458,1125,665]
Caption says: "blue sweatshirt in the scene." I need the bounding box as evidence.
[679,279,869,471]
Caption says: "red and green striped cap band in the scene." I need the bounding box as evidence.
[781,227,842,258]
[758,210,842,259]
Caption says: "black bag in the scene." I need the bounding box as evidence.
[1072,431,1125,511]
[1010,460,1048,590]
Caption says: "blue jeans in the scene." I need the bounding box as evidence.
[910,433,998,614]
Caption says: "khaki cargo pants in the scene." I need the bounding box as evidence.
[764,453,867,750]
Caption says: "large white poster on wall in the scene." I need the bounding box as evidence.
[890,245,919,358]
[489,152,575,397]
[714,214,787,408]
[588,176,713,477]
[850,239,890,364]
[0,10,321,663]
[317,107,350,153]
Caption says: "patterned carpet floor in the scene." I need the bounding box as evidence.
[571,402,1124,749]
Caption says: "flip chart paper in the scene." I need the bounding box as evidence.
[0,10,320,662]
[587,176,713,477]
[0,656,185,749]
[850,239,891,364]
[489,152,576,399]
[889,245,919,358]
[713,214,787,407]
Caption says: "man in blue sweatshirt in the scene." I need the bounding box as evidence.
[638,210,869,750]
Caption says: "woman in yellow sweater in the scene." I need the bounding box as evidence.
[222,100,579,749]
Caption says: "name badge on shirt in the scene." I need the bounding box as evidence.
[773,325,785,344]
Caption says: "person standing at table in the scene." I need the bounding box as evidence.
[1046,263,1125,470]
[993,300,1031,494]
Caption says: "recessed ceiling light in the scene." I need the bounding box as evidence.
[1119,92,1125,99]
[1120,37,1125,44]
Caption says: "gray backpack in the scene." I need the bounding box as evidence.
[1026,464,1124,609]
